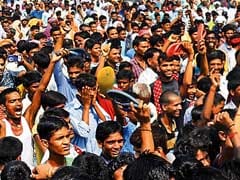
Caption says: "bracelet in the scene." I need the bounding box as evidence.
[228,123,235,130]
[140,128,152,132]
[228,132,238,139]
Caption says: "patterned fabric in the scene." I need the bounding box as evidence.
[153,74,178,113]
[130,57,145,82]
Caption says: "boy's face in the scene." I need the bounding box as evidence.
[212,100,225,115]
[100,132,124,158]
[209,58,224,74]
[172,60,180,74]
[159,60,174,78]
[48,127,71,156]
[117,78,131,91]
[187,84,197,100]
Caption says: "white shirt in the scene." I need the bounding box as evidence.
[138,67,158,85]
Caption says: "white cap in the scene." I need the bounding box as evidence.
[215,15,226,24]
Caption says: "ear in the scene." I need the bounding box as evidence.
[229,89,235,97]
[97,140,103,149]
[16,155,21,161]
[41,139,49,149]
[218,131,227,142]
[161,104,168,111]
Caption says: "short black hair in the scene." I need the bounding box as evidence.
[96,121,123,143]
[0,88,19,105]
[41,90,67,110]
[21,71,42,88]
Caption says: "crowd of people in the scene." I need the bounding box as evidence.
[1,0,240,179]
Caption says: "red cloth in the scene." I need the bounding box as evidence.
[97,94,115,120]
[153,74,178,113]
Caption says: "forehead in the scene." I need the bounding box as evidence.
[5,91,21,99]
[168,95,181,103]
[209,58,223,64]
[104,132,123,142]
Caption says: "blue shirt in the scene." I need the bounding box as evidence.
[54,61,77,103]
[121,118,136,153]
[0,71,15,88]
[30,10,44,19]
[66,98,111,155]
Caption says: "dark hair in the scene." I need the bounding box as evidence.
[63,39,74,49]
[21,71,42,88]
[0,53,6,63]
[72,152,110,180]
[30,25,40,31]
[41,90,67,110]
[50,26,61,36]
[207,50,226,63]
[221,159,240,180]
[0,88,19,105]
[159,90,179,105]
[172,155,203,180]
[99,15,107,21]
[107,26,117,35]
[191,105,203,123]
[130,125,168,154]
[143,48,160,65]
[43,107,69,119]
[90,32,104,43]
[116,69,134,81]
[0,137,22,165]
[192,167,228,180]
[96,121,123,143]
[16,40,28,53]
[33,52,50,69]
[25,42,39,54]
[222,24,236,33]
[37,116,69,140]
[84,38,100,50]
[133,36,148,47]
[34,32,47,40]
[151,24,161,33]
[108,152,135,176]
[1,160,31,180]
[197,77,211,93]
[75,73,96,91]
[149,35,164,47]
[51,166,92,180]
[40,46,54,54]
[227,80,240,91]
[123,153,173,180]
[118,61,132,71]
[74,31,90,39]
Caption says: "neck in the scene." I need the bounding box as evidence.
[159,73,173,82]
[135,54,143,61]
[161,114,171,126]
[106,60,116,69]
[48,153,65,168]
[91,55,99,63]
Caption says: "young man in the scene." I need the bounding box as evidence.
[116,69,135,91]
[65,73,111,155]
[96,121,124,164]
[32,116,71,179]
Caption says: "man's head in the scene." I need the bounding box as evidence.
[0,137,22,166]
[32,52,50,74]
[222,24,236,44]
[205,31,218,50]
[37,116,70,156]
[159,53,174,79]
[0,88,22,120]
[30,25,40,38]
[0,54,6,79]
[74,31,90,48]
[107,27,119,39]
[207,50,225,74]
[107,39,121,65]
[22,71,42,99]
[96,121,123,158]
[66,55,91,84]
[41,91,67,110]
[84,38,101,58]
[75,73,97,93]
[160,91,182,118]
[133,36,149,57]
[143,48,160,72]
[50,26,62,43]
[116,69,134,91]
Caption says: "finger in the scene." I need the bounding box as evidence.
[130,102,137,113]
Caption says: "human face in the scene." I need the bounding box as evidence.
[191,32,198,42]
[164,95,182,118]
[172,60,180,74]
[29,47,39,58]
[90,44,101,57]
[52,30,62,42]
[206,33,217,49]
[4,91,23,120]
[132,26,139,33]
[28,82,40,99]
[117,78,131,91]
[100,19,107,27]
[147,52,160,72]
[0,58,6,78]
[159,61,174,78]
[209,59,224,74]
[225,29,234,41]
[163,23,171,32]
[134,41,149,56]
[195,149,210,167]
[48,127,71,156]
[119,30,127,40]
[212,100,225,115]
[108,48,121,64]
[100,132,124,158]
[90,23,97,33]
[68,66,82,84]
[108,29,118,39]
[187,84,197,100]
[74,36,85,48]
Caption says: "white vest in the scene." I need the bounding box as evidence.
[3,117,34,169]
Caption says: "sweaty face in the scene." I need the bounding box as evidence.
[100,132,124,158]
[164,95,182,118]
[48,127,71,156]
[135,41,149,56]
[68,66,82,84]
[209,59,224,74]
[108,48,121,64]
[4,91,23,120]
[159,61,174,78]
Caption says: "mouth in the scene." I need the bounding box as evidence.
[15,108,22,116]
